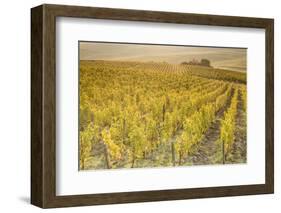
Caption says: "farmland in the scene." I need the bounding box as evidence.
[79,60,247,170]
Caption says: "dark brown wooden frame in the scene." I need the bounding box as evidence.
[31,4,274,208]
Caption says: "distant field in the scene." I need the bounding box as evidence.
[79,60,247,170]
[80,43,247,72]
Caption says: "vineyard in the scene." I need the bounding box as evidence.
[79,60,247,170]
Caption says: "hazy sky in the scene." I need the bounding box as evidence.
[80,42,247,72]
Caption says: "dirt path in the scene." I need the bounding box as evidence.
[226,89,247,163]
[183,88,234,166]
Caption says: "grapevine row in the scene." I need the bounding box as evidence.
[219,88,239,163]
[173,85,232,165]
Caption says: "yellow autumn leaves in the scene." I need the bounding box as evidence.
[79,60,246,169]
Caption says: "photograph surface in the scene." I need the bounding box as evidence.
[79,42,247,170]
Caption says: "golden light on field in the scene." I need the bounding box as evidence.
[80,42,247,72]
[79,42,247,170]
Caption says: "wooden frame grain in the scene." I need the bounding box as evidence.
[31,4,274,208]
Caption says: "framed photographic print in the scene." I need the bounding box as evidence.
[31,4,274,208]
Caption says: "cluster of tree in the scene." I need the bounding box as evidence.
[181,58,211,67]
